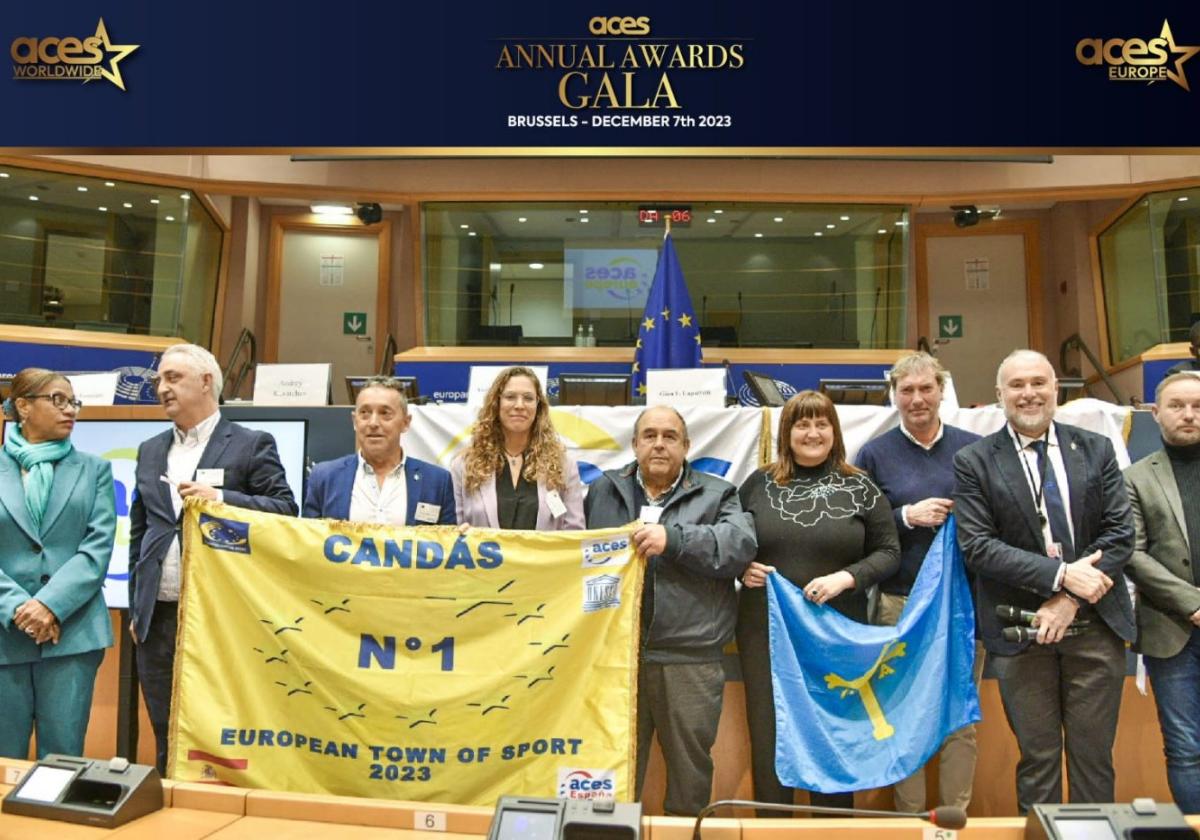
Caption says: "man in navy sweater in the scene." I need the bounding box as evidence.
[856,351,980,814]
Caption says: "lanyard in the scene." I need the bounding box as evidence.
[1012,426,1051,528]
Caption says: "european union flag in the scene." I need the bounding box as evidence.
[631,233,701,397]
[767,515,980,793]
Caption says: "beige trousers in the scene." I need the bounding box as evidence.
[876,591,984,812]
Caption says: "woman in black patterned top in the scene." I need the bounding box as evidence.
[737,390,900,813]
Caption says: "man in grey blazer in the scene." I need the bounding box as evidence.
[955,350,1135,814]
[129,344,297,773]
[1124,371,1200,813]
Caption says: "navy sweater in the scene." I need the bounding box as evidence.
[856,423,980,595]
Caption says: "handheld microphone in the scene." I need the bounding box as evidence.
[996,605,1038,626]
[1002,625,1086,643]
[691,799,967,838]
[996,605,1092,628]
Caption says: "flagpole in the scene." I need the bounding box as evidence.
[664,217,671,237]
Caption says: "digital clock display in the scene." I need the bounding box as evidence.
[637,206,692,227]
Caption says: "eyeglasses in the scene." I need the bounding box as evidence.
[26,393,83,410]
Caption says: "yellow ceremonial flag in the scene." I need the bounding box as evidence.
[169,499,643,805]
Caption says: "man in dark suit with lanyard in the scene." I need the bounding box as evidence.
[129,343,297,773]
[954,349,1135,814]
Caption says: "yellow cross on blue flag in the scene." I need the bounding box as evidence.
[767,515,980,792]
[632,233,701,397]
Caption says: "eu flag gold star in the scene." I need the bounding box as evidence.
[661,307,671,320]
[632,362,640,373]
[88,19,139,92]
[1162,20,1200,92]
[637,383,647,396]
[677,313,693,328]
[694,334,702,344]
[642,317,655,331]
[636,338,643,349]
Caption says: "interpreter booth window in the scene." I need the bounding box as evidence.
[1099,188,1200,363]
[422,201,909,348]
[0,163,223,344]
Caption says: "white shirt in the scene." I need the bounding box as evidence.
[1010,422,1076,584]
[898,418,944,451]
[349,453,408,526]
[157,411,222,601]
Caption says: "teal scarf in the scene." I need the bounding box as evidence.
[4,426,73,532]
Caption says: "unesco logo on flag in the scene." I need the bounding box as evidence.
[580,535,630,568]
[198,514,251,554]
[582,574,621,613]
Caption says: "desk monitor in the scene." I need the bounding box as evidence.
[558,373,632,406]
[345,375,418,404]
[819,378,890,406]
[742,370,787,407]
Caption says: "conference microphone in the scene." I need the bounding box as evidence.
[1002,625,1086,643]
[702,294,708,324]
[691,799,967,838]
[722,358,735,406]
[508,282,515,326]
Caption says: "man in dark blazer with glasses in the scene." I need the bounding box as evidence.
[954,349,1134,815]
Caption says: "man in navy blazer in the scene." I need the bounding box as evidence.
[954,350,1134,814]
[129,344,297,773]
[303,376,455,526]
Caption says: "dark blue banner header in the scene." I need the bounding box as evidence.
[3,2,1199,148]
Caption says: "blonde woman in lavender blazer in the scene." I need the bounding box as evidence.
[451,367,584,531]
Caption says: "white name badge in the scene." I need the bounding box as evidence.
[639,505,663,525]
[414,502,441,524]
[195,468,225,487]
[545,489,567,518]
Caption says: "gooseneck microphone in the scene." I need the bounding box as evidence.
[690,799,968,838]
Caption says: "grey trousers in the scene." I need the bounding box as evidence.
[876,591,982,813]
[990,623,1126,814]
[635,660,725,816]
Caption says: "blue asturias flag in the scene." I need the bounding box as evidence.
[631,233,702,397]
[767,515,980,793]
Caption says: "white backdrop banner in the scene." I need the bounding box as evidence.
[405,405,767,487]
[405,398,1132,491]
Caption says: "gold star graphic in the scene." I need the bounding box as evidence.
[636,338,643,349]
[642,317,655,331]
[637,383,647,396]
[661,307,671,320]
[87,19,140,92]
[694,334,702,344]
[632,361,640,373]
[677,313,693,328]
[1161,20,1200,92]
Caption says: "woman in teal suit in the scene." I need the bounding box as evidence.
[0,368,115,758]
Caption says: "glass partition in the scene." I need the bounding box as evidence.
[422,201,909,348]
[0,163,223,344]
[1099,188,1200,363]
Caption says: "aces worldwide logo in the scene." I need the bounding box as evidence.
[11,18,139,91]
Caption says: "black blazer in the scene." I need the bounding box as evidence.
[954,422,1135,655]
[128,417,297,641]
